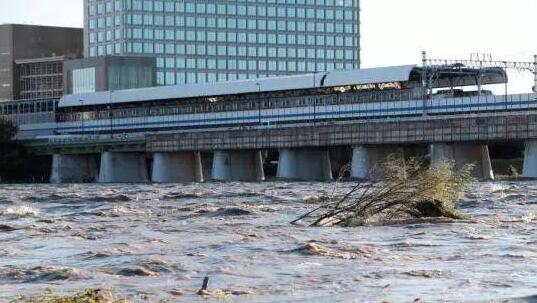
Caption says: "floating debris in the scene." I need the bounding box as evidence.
[289,241,378,260]
[402,270,443,278]
[114,267,158,277]
[0,224,19,232]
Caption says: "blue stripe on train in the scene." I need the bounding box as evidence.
[56,99,537,131]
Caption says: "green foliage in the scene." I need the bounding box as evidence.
[293,157,475,227]
[12,289,129,303]
[0,119,49,182]
[0,118,18,143]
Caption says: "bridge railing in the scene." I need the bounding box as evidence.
[45,133,145,145]
[0,112,55,125]
[425,93,536,116]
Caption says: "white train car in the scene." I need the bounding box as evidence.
[56,64,526,135]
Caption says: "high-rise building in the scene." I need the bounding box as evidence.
[84,0,360,86]
[0,24,83,101]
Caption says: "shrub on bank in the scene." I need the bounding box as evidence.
[11,289,129,303]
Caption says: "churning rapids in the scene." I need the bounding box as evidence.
[1,182,537,302]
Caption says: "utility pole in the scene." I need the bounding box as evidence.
[256,83,261,125]
[533,55,537,93]
[80,99,84,135]
[421,51,428,116]
[109,90,113,139]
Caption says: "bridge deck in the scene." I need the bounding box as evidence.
[146,111,537,152]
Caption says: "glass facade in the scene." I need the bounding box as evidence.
[72,67,96,94]
[85,0,360,85]
[108,65,155,90]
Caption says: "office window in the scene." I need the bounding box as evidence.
[72,68,96,94]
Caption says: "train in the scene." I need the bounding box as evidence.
[55,64,533,135]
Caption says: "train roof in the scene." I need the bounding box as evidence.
[59,64,507,108]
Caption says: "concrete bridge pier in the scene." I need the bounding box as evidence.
[98,152,149,183]
[523,140,537,178]
[50,154,99,184]
[430,143,494,180]
[211,150,265,182]
[151,152,203,183]
[276,148,332,181]
[350,145,406,179]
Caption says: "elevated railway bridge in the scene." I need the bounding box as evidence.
[3,64,537,183]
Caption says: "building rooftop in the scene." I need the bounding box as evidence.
[0,23,82,30]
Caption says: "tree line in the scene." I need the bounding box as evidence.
[0,119,50,183]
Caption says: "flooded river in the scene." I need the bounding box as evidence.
[1,181,537,302]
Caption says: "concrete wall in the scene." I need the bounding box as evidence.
[99,152,149,183]
[147,114,537,153]
[0,24,83,101]
[212,150,264,182]
[152,152,203,183]
[50,154,99,183]
[276,148,332,181]
[350,145,405,179]
[430,143,494,180]
[523,140,537,178]
[0,25,14,101]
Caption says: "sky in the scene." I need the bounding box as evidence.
[1,0,536,92]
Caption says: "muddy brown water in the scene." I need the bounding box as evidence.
[1,182,537,302]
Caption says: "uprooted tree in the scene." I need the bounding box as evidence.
[293,157,475,227]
